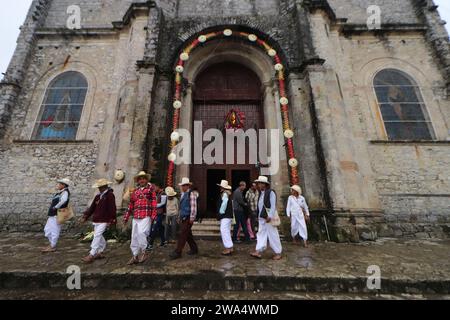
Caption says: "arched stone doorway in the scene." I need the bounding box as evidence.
[175,39,291,214]
[191,62,264,217]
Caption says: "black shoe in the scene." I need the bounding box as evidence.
[169,251,182,260]
[147,244,154,251]
[187,250,198,256]
[160,242,168,247]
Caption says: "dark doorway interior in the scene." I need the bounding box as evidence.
[231,170,251,191]
[206,169,227,216]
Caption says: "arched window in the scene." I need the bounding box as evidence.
[34,71,88,140]
[373,69,434,140]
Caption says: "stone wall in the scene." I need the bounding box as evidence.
[0,142,97,232]
[369,143,450,238]
[328,0,420,24]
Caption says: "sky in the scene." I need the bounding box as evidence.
[0,0,449,78]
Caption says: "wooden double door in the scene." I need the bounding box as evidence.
[190,62,264,217]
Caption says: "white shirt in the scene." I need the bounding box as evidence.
[54,189,69,209]
[286,195,310,218]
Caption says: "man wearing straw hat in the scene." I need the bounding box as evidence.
[41,178,71,253]
[250,176,283,260]
[169,177,199,260]
[123,171,157,265]
[81,178,117,263]
[217,180,234,256]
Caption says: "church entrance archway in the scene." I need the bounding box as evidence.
[191,62,264,217]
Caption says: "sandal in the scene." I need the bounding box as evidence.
[41,246,56,253]
[272,254,282,261]
[250,252,262,259]
[127,256,139,265]
[138,252,149,263]
[82,255,95,264]
[222,249,233,256]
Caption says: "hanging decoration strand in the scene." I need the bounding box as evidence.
[166,29,299,187]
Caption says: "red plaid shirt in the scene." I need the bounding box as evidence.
[123,183,157,222]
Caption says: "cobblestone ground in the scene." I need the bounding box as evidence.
[0,233,449,299]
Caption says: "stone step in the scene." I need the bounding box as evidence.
[1,271,449,295]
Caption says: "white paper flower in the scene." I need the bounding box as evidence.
[268,49,277,57]
[275,63,284,71]
[289,158,298,167]
[175,65,184,73]
[284,129,294,139]
[180,52,189,61]
[248,34,257,42]
[280,97,289,105]
[170,131,180,142]
[198,35,207,43]
[173,100,182,109]
[168,153,177,162]
[223,29,233,36]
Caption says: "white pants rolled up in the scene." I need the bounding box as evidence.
[130,217,151,257]
[90,223,108,256]
[255,218,282,255]
[44,216,61,248]
[220,218,233,249]
[291,214,308,240]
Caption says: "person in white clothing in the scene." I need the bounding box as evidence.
[217,180,234,256]
[286,185,310,247]
[41,178,71,253]
[250,176,283,261]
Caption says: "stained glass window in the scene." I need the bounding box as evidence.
[374,69,434,140]
[34,71,88,140]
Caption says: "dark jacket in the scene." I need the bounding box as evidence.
[83,188,117,224]
[217,191,233,220]
[258,188,276,219]
[232,188,248,213]
[48,188,70,217]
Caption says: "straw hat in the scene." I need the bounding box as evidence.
[57,178,72,187]
[134,171,151,182]
[92,178,112,189]
[178,177,192,186]
[254,176,270,185]
[290,185,302,195]
[165,187,177,197]
[217,180,232,190]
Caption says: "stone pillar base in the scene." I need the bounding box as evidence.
[328,210,386,243]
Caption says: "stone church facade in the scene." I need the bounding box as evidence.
[0,0,449,241]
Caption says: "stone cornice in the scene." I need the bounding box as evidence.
[341,23,428,35]
[301,0,337,21]
[35,28,119,38]
[112,0,156,29]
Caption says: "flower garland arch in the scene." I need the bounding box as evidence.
[166,29,299,187]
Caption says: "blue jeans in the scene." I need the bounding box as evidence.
[232,210,250,242]
[149,214,166,246]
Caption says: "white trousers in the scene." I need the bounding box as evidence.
[291,214,308,240]
[130,217,151,257]
[220,218,233,249]
[90,223,108,256]
[255,219,282,255]
[44,216,61,248]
